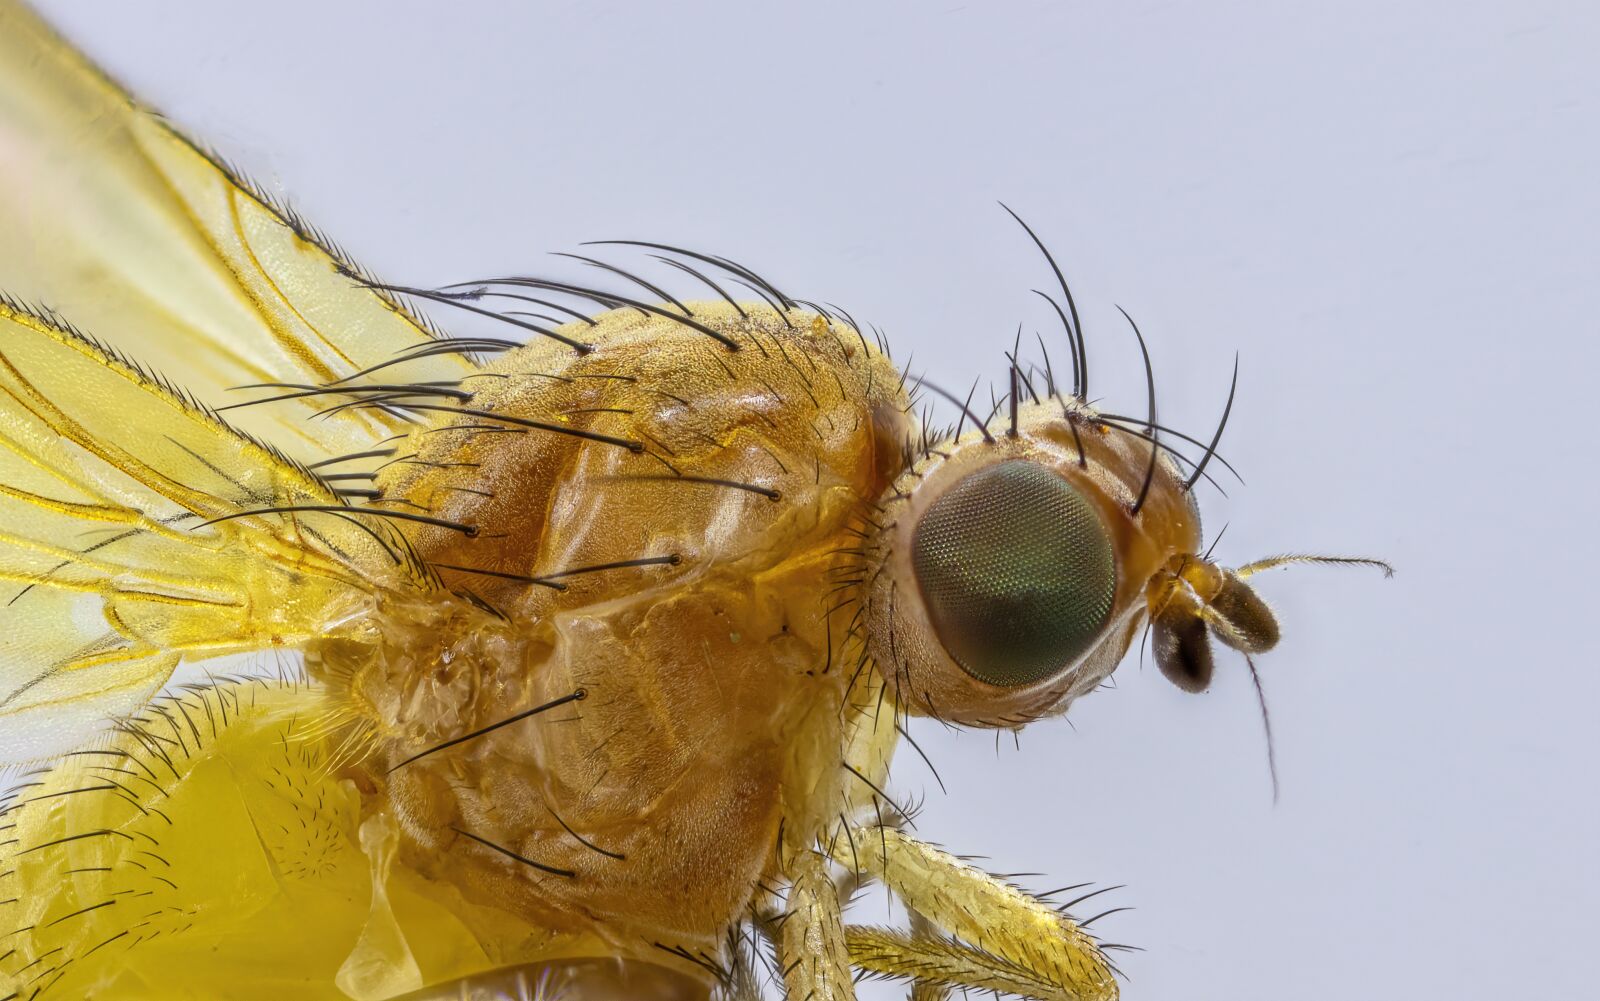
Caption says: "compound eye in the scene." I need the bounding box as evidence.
[911,460,1116,687]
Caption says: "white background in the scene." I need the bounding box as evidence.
[22,2,1599,998]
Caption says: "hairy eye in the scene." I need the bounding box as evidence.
[911,460,1116,687]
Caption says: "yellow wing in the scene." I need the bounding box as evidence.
[0,0,476,463]
[0,297,436,762]
[0,1,472,761]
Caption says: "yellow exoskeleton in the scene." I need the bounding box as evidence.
[0,3,1389,999]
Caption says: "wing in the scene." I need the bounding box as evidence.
[0,296,435,764]
[0,2,478,760]
[0,0,476,464]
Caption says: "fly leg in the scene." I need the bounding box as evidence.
[777,848,855,1001]
[837,825,1119,1001]
[906,911,951,1001]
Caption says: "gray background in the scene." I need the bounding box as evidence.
[24,1,1599,998]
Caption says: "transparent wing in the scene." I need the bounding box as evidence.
[0,298,434,763]
[0,0,475,464]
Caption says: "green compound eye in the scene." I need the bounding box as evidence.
[911,460,1116,687]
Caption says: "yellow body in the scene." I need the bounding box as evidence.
[0,2,1381,998]
[0,289,918,997]
[327,304,911,961]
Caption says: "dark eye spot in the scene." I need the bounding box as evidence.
[911,460,1116,687]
